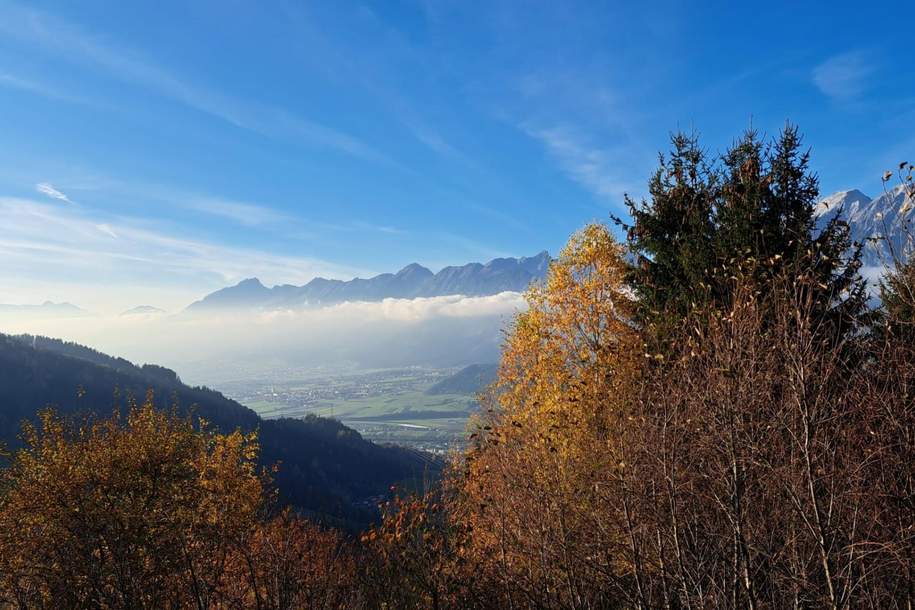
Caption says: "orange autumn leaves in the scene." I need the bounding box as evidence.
[483,222,638,450]
[454,223,642,606]
[450,218,915,608]
[0,394,355,609]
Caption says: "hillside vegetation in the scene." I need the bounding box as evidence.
[0,334,435,526]
[1,127,914,609]
[424,363,497,396]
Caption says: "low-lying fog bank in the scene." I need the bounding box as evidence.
[0,292,526,385]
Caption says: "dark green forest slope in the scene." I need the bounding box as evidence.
[425,363,498,396]
[0,334,438,526]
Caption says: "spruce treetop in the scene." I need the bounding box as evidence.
[622,124,866,336]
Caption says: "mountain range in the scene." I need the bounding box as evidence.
[188,184,913,314]
[187,251,551,311]
[815,184,913,268]
[0,301,87,317]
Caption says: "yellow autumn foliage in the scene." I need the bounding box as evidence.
[453,223,641,606]
[0,392,264,609]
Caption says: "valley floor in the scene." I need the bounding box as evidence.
[218,367,478,453]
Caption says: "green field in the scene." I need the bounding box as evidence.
[276,391,476,451]
[259,391,473,426]
[229,368,485,451]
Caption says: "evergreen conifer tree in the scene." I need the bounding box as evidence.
[620,132,718,328]
[622,124,866,337]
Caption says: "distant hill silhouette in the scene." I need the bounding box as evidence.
[0,301,87,317]
[186,252,551,311]
[0,334,437,527]
[120,305,166,316]
[426,363,498,396]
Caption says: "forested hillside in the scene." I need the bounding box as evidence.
[0,333,436,525]
[425,363,497,396]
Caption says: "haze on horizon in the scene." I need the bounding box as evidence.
[0,291,525,384]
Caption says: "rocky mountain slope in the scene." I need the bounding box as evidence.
[816,185,913,268]
[187,251,551,311]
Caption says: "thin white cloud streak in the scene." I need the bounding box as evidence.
[0,4,250,126]
[35,182,73,203]
[351,221,407,235]
[0,71,92,105]
[0,3,390,164]
[270,110,397,167]
[21,172,422,256]
[95,223,118,238]
[0,196,368,312]
[278,3,465,162]
[190,197,404,236]
[86,178,406,236]
[468,203,530,233]
[813,51,874,101]
[524,124,637,202]
[190,198,289,227]
[434,232,510,262]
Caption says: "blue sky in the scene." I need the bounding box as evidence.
[1,0,912,312]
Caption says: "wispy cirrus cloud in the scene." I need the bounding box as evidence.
[95,223,118,238]
[35,182,73,203]
[0,3,390,165]
[434,232,509,262]
[27,168,411,242]
[524,124,637,203]
[352,221,406,235]
[813,51,875,101]
[270,110,396,167]
[190,198,289,227]
[190,196,406,235]
[0,71,93,106]
[468,203,530,233]
[0,4,249,126]
[0,196,369,312]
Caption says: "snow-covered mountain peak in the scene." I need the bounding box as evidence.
[818,185,914,267]
[814,189,871,219]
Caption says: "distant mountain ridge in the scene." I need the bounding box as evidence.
[121,305,166,316]
[816,185,914,268]
[426,363,498,396]
[187,251,551,311]
[0,301,87,316]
